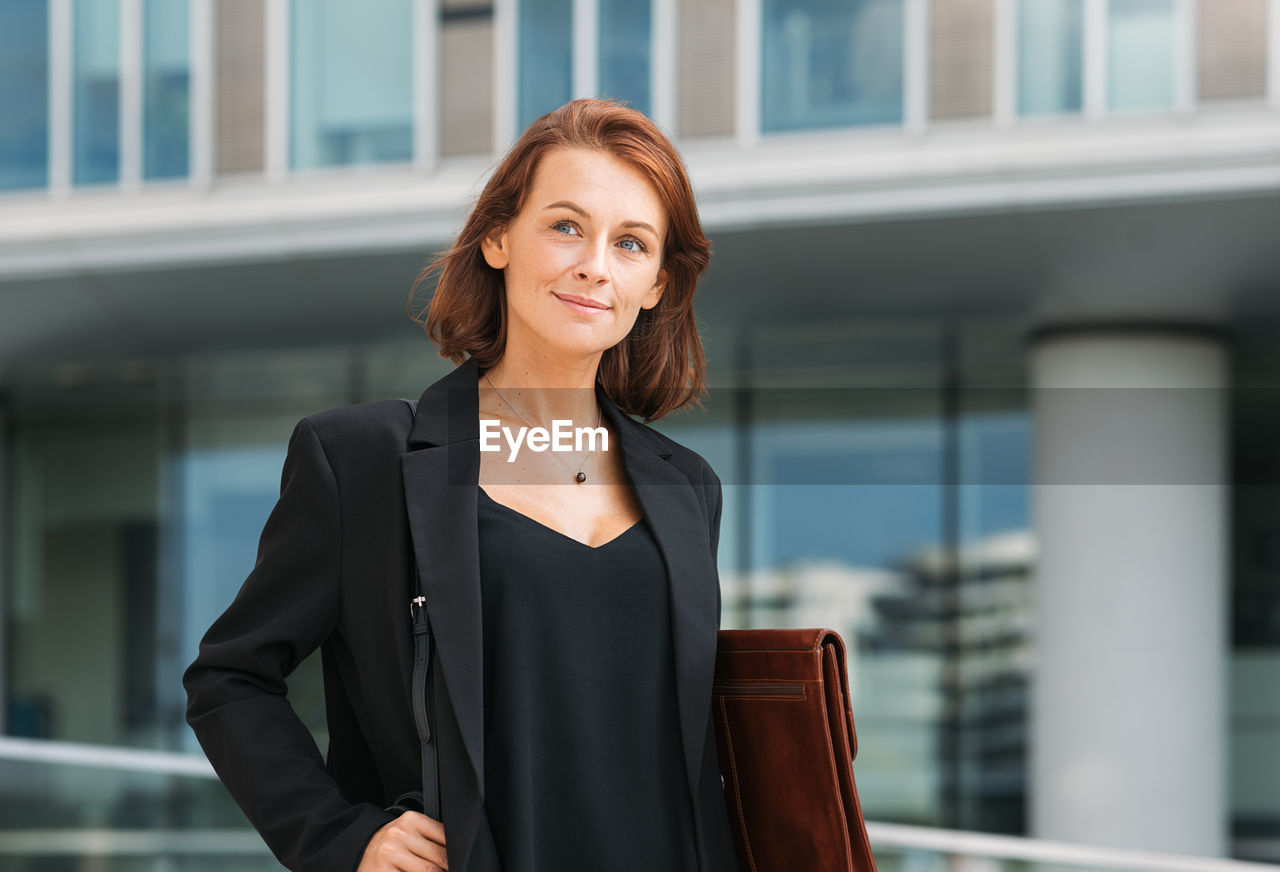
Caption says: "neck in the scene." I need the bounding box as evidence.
[482,345,602,425]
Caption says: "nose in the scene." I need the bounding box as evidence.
[575,237,609,285]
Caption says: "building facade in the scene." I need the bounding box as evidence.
[1,0,1279,868]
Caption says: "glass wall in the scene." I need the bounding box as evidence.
[2,359,365,753]
[24,318,1280,850]
[657,323,1033,832]
[0,0,49,192]
[1107,0,1175,112]
[9,415,164,746]
[0,759,278,870]
[143,0,190,180]
[173,403,337,756]
[3,322,1031,837]
[1229,338,1280,860]
[1017,0,1083,116]
[518,0,573,130]
[74,0,121,185]
[761,0,905,132]
[953,398,1032,832]
[517,0,655,130]
[599,0,652,115]
[290,0,414,170]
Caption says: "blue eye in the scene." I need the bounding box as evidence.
[618,238,646,253]
[552,221,577,235]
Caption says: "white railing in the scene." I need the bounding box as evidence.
[869,822,1280,872]
[1,738,1278,870]
[0,830,270,857]
[0,735,215,778]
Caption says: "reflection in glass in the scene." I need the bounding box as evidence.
[0,758,257,839]
[661,371,1034,831]
[144,0,190,180]
[176,440,327,755]
[74,0,121,185]
[599,0,651,115]
[955,407,1032,831]
[518,0,573,130]
[747,401,949,824]
[1108,0,1175,112]
[9,419,162,746]
[5,388,338,757]
[177,444,284,722]
[761,0,904,132]
[1017,0,1083,116]
[0,0,48,191]
[290,0,413,169]
[0,757,275,866]
[3,337,1039,840]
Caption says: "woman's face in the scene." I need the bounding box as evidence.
[480,147,669,364]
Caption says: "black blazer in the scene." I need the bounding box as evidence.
[183,357,739,872]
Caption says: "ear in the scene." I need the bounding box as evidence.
[480,226,510,270]
[640,267,667,310]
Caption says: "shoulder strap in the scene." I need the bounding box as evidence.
[394,397,441,821]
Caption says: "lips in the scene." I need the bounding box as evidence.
[554,293,610,314]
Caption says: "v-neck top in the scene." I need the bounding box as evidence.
[476,486,701,871]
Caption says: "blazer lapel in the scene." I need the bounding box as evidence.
[400,358,720,837]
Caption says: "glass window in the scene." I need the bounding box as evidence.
[1107,0,1175,112]
[653,319,1035,832]
[9,417,164,746]
[761,0,904,133]
[143,0,190,180]
[518,0,573,131]
[955,401,1033,831]
[599,0,651,115]
[73,0,120,185]
[175,415,331,756]
[0,760,278,865]
[0,344,430,852]
[1229,352,1280,851]
[1017,0,1083,116]
[0,0,49,192]
[290,0,414,170]
[745,389,952,823]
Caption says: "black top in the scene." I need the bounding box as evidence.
[476,486,701,871]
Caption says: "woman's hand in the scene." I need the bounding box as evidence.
[357,812,448,871]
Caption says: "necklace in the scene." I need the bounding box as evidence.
[483,371,601,484]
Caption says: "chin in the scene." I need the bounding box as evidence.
[540,325,626,359]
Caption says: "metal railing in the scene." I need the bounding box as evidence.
[868,823,1280,872]
[1,737,1278,870]
[0,735,215,778]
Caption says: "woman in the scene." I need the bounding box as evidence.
[184,98,738,872]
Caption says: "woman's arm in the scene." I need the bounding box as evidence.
[182,417,396,872]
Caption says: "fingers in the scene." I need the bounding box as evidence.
[357,813,448,872]
[397,812,448,869]
[400,811,447,847]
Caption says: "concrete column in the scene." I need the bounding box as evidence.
[1029,326,1228,856]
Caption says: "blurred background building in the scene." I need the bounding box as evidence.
[1,0,1279,869]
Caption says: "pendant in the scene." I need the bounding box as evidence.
[575,471,587,483]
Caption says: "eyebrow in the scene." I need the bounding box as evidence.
[542,200,659,237]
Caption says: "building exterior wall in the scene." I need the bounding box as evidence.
[930,0,995,120]
[215,0,266,175]
[1,0,1280,866]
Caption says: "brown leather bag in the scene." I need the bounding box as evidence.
[712,628,878,872]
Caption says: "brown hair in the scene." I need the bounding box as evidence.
[409,98,711,422]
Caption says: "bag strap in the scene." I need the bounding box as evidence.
[397,398,441,820]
